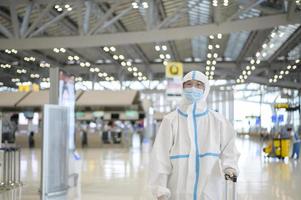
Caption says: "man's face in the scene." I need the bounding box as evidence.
[183,80,205,90]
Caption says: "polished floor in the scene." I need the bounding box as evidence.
[0,135,300,200]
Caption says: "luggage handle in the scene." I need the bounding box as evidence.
[225,174,237,183]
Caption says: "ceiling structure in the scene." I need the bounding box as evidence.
[0,0,301,89]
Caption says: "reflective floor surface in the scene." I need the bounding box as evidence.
[0,135,300,200]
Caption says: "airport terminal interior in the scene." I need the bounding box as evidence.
[0,0,301,199]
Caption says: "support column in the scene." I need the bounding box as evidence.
[49,67,59,104]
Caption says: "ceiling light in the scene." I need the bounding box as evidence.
[241,79,245,83]
[110,46,116,52]
[208,45,213,50]
[206,60,211,65]
[119,55,125,60]
[206,66,210,70]
[165,54,171,59]
[256,60,261,64]
[213,53,218,58]
[239,75,243,79]
[211,66,215,70]
[247,71,251,75]
[256,52,260,57]
[57,7,63,12]
[205,71,210,76]
[95,68,100,72]
[74,56,79,60]
[163,60,168,66]
[269,44,274,48]
[85,62,91,67]
[113,55,119,60]
[105,77,110,81]
[295,59,300,63]
[98,73,103,77]
[280,71,284,74]
[273,79,277,83]
[285,70,289,75]
[90,68,95,72]
[246,66,250,70]
[217,33,222,39]
[80,62,85,67]
[159,54,165,59]
[210,71,214,75]
[244,75,248,79]
[274,75,278,79]
[103,47,110,52]
[132,2,139,9]
[127,61,132,66]
[287,65,291,70]
[155,45,160,51]
[138,72,142,76]
[242,70,246,75]
[67,7,72,11]
[133,67,138,72]
[279,75,283,79]
[212,60,217,65]
[103,73,108,77]
[65,4,70,8]
[121,61,126,66]
[68,56,73,61]
[128,67,132,72]
[133,72,138,77]
[209,35,214,39]
[215,44,220,49]
[292,65,297,69]
[271,32,276,38]
[262,52,267,57]
[236,79,241,83]
[60,48,66,53]
[262,44,267,48]
[250,59,255,64]
[207,53,212,58]
[142,2,149,8]
[251,65,256,70]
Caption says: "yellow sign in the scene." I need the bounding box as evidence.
[18,85,30,92]
[32,83,40,92]
[274,103,289,109]
[18,84,40,92]
[166,62,183,78]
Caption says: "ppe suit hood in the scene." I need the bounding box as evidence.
[179,71,210,113]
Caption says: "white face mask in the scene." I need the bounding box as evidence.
[183,87,204,102]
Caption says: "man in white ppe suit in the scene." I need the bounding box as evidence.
[149,71,239,200]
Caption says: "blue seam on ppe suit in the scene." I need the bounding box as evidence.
[177,108,208,118]
[192,102,199,200]
[169,153,220,160]
[192,71,196,80]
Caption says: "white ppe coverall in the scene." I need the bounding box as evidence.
[149,71,239,200]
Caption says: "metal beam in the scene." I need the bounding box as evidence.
[1,13,300,50]
[94,6,132,34]
[268,26,301,63]
[9,0,20,38]
[20,2,33,37]
[76,0,84,35]
[28,10,70,38]
[226,0,265,22]
[23,1,55,38]
[88,2,121,35]
[83,1,92,34]
[0,23,13,38]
